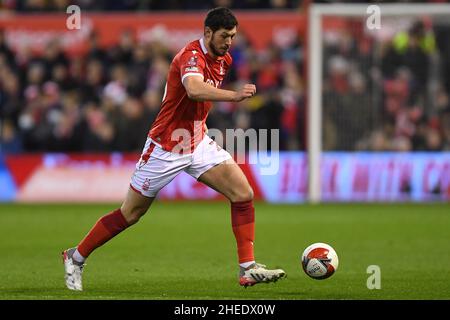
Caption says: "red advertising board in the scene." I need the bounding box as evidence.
[0,12,305,55]
[3,153,263,202]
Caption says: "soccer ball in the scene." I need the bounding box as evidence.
[301,243,339,280]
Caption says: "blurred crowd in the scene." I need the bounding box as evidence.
[316,0,447,3]
[1,4,450,154]
[322,20,450,152]
[0,0,303,12]
[0,27,304,153]
[0,0,446,12]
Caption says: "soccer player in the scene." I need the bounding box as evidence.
[62,7,286,291]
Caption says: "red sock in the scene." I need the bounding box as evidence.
[231,200,255,264]
[77,208,129,258]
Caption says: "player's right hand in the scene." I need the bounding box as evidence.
[233,84,256,102]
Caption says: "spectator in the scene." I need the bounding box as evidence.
[0,119,23,154]
[81,102,115,151]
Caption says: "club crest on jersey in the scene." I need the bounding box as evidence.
[187,55,198,67]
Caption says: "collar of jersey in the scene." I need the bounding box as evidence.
[199,38,225,61]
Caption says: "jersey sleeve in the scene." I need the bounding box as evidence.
[180,50,206,84]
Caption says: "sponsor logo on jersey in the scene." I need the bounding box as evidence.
[206,79,222,88]
[219,60,225,75]
[185,66,199,72]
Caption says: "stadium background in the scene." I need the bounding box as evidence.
[1,0,449,203]
[0,0,449,301]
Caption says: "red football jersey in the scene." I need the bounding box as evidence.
[148,38,232,153]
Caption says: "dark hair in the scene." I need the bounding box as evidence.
[204,7,238,33]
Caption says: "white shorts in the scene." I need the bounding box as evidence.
[130,135,232,197]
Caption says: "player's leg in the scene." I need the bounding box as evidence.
[197,159,286,286]
[187,136,285,286]
[63,137,189,291]
[75,188,155,262]
[197,158,256,262]
[62,189,154,291]
[198,158,253,202]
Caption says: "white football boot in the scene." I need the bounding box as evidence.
[239,263,287,287]
[62,248,85,291]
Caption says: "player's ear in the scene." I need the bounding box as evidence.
[204,27,213,40]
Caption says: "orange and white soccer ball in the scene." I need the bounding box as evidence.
[301,243,339,279]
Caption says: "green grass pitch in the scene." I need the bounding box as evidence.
[0,202,449,300]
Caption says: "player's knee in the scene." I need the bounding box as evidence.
[121,206,147,225]
[230,185,254,202]
[245,187,254,202]
[126,214,141,225]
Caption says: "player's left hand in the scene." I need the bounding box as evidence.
[234,84,256,102]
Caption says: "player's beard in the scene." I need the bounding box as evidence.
[209,40,229,57]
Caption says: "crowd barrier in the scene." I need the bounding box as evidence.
[1,152,448,203]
